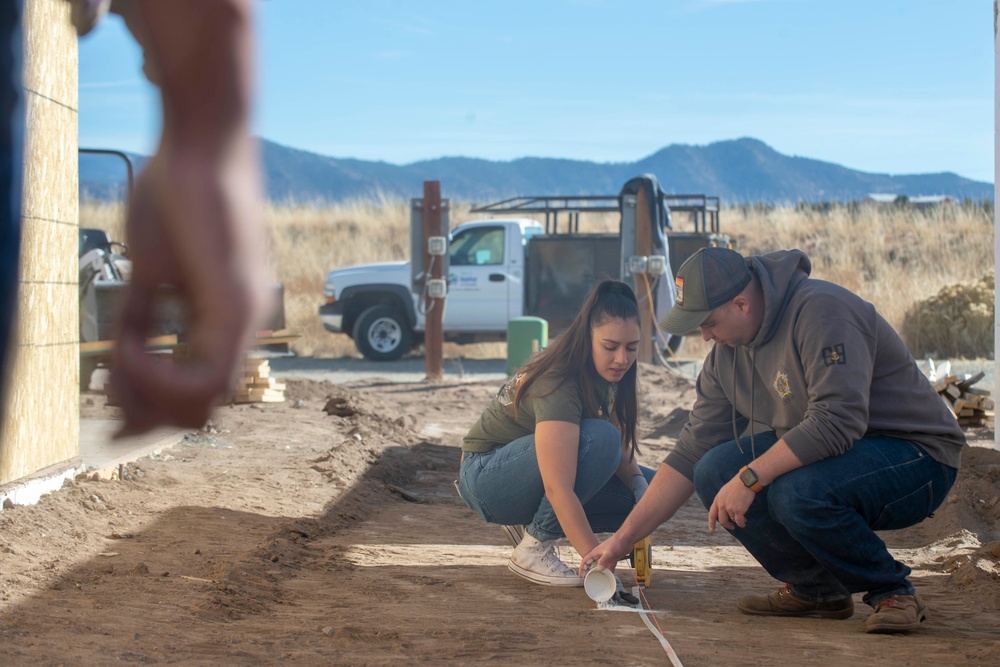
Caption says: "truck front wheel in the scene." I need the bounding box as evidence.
[352,305,413,361]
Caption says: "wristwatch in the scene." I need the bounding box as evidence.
[739,465,763,493]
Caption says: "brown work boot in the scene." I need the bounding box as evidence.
[865,594,928,633]
[738,584,854,619]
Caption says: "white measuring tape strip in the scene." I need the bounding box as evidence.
[633,586,685,667]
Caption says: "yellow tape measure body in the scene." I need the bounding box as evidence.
[633,535,652,587]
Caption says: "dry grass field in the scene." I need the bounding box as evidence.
[80,197,994,360]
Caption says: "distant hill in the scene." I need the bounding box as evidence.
[79,137,993,206]
[79,149,146,201]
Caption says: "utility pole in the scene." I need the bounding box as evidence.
[423,181,444,382]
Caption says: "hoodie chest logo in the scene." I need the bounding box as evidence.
[822,344,847,367]
[773,371,792,401]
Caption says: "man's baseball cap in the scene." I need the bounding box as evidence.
[659,247,752,335]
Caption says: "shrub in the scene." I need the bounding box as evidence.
[901,271,994,359]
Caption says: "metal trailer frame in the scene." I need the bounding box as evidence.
[470,193,720,235]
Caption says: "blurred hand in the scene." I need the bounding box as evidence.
[105,0,266,437]
[111,148,268,437]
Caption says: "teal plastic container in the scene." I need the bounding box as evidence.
[506,317,548,375]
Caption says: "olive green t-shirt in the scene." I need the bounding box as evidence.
[462,371,614,452]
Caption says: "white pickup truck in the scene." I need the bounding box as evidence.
[319,218,552,360]
[319,177,728,361]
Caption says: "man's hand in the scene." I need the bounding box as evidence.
[580,532,632,577]
[580,463,696,576]
[707,441,804,531]
[708,476,755,531]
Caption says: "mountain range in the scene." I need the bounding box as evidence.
[79,137,993,206]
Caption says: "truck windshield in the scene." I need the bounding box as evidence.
[450,227,504,266]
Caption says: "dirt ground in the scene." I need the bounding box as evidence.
[1,360,999,665]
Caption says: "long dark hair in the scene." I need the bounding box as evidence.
[513,279,641,460]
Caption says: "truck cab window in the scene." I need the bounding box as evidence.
[450,227,504,266]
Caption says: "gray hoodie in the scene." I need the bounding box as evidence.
[666,249,966,480]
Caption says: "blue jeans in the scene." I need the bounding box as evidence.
[458,419,655,542]
[0,0,24,440]
[693,431,957,607]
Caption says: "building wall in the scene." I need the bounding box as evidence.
[0,0,79,485]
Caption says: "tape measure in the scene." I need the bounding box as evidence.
[631,535,652,587]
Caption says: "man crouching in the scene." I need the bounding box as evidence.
[583,247,965,633]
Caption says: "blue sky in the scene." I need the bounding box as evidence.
[77,0,994,183]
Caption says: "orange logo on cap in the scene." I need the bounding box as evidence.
[675,277,684,306]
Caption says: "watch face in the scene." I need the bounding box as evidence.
[740,467,758,487]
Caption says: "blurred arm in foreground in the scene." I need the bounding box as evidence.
[76,0,269,436]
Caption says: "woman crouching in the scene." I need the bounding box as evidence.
[457,280,653,593]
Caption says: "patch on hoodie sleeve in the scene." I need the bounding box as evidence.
[822,344,847,367]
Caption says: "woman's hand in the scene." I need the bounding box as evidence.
[630,474,649,503]
[614,438,642,487]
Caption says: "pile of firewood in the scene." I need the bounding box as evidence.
[934,371,994,429]
[232,357,286,404]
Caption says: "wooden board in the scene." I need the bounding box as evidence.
[80,335,180,357]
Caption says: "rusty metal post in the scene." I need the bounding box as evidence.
[423,181,444,381]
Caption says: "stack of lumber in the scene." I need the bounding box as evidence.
[232,357,286,404]
[934,371,994,429]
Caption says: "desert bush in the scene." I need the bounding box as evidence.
[901,271,994,359]
[79,198,995,360]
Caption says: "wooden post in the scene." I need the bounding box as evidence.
[634,186,654,364]
[423,181,444,381]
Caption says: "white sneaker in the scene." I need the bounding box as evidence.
[507,533,584,587]
[500,524,525,548]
